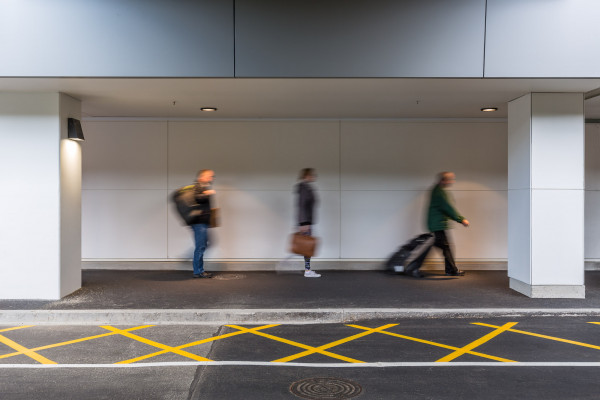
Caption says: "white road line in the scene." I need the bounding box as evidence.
[2,361,600,368]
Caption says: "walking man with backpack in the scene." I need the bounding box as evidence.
[190,169,215,278]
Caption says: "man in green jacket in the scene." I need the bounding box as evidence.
[427,172,469,276]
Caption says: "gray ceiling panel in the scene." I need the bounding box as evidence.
[485,0,600,78]
[235,0,486,77]
[0,0,234,77]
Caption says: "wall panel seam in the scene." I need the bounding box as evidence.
[339,120,342,259]
[483,0,488,77]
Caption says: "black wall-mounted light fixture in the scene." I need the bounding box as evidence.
[68,118,85,141]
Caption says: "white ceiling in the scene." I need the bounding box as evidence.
[2,77,600,120]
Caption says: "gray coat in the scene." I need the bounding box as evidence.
[296,181,317,226]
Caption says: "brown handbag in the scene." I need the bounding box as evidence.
[210,208,220,228]
[290,232,319,258]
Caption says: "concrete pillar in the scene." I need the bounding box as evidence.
[0,93,82,299]
[508,93,585,298]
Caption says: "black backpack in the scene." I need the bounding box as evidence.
[171,185,203,225]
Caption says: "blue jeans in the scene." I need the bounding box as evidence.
[191,223,209,275]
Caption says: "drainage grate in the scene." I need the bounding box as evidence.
[290,377,362,399]
[211,273,246,280]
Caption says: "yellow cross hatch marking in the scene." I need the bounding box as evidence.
[347,324,515,363]
[4,321,597,365]
[0,333,56,365]
[118,324,280,364]
[436,322,518,362]
[227,324,366,363]
[0,325,153,361]
[0,326,35,333]
[101,326,212,363]
[272,324,398,363]
[474,323,600,351]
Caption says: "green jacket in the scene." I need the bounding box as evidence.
[427,184,465,232]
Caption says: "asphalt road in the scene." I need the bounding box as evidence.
[2,317,600,399]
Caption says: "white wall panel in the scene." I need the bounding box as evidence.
[585,124,600,259]
[168,190,340,259]
[450,190,507,259]
[236,0,485,77]
[82,190,168,259]
[531,189,584,285]
[585,124,600,190]
[508,94,531,190]
[0,93,61,299]
[0,0,234,77]
[81,119,516,262]
[507,189,531,283]
[340,190,506,260]
[82,121,167,190]
[585,190,600,260]
[585,124,600,260]
[341,191,428,259]
[485,0,600,77]
[341,122,507,191]
[59,94,82,297]
[168,121,340,190]
[531,93,584,190]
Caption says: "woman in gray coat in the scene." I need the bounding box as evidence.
[296,168,321,277]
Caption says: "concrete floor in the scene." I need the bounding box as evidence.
[1,270,600,311]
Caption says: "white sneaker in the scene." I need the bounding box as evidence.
[304,270,321,278]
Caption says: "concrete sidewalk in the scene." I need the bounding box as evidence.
[2,270,600,324]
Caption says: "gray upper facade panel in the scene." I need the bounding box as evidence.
[235,0,486,78]
[2,0,599,79]
[485,0,600,78]
[0,0,234,77]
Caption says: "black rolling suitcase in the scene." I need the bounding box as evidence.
[386,233,434,277]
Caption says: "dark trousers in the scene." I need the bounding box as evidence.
[301,226,311,269]
[433,230,459,274]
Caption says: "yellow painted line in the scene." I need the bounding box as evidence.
[347,324,515,363]
[270,324,400,363]
[436,322,518,362]
[475,322,600,351]
[0,325,153,361]
[228,325,365,364]
[0,326,34,333]
[101,326,212,363]
[0,334,56,365]
[588,322,600,326]
[119,324,280,364]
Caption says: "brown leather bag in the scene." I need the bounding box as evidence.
[210,208,220,228]
[290,233,319,258]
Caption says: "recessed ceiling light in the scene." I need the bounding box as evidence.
[481,107,498,112]
[200,107,218,112]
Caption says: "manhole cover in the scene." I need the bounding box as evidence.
[212,273,246,280]
[290,377,362,399]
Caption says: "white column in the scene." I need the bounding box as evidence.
[0,93,82,299]
[508,93,585,298]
